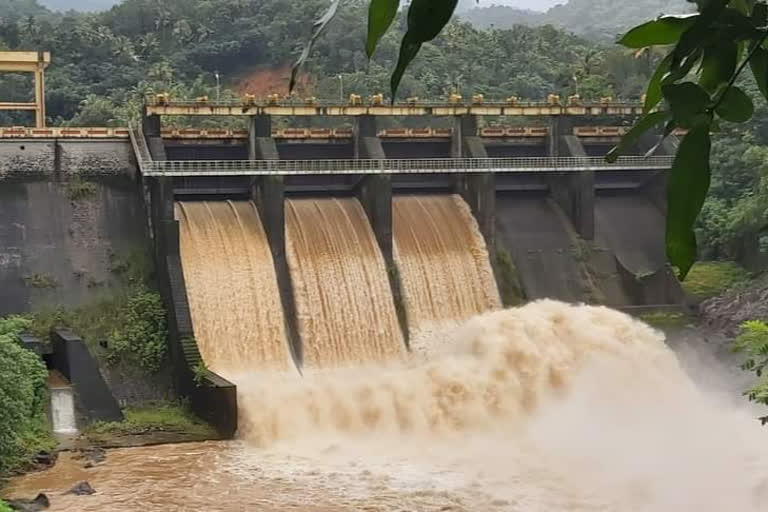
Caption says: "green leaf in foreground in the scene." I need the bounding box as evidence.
[715,85,754,123]
[366,0,399,58]
[666,123,712,280]
[662,82,711,128]
[391,36,422,101]
[606,110,670,162]
[699,41,738,93]
[618,15,697,48]
[290,0,341,93]
[391,0,459,99]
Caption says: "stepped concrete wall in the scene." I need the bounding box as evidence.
[0,139,133,178]
[0,177,148,315]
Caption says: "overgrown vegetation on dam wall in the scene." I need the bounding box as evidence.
[0,317,55,480]
[0,169,178,403]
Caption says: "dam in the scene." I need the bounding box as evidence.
[0,96,684,436]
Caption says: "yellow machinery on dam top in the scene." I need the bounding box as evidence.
[0,51,50,128]
[145,93,646,118]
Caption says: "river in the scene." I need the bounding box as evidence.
[7,301,768,511]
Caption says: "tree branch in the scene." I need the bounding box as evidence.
[711,30,768,113]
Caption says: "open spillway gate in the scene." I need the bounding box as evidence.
[129,107,684,437]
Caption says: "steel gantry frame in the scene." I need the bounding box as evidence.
[0,52,50,128]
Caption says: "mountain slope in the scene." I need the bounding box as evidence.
[38,0,118,11]
[460,0,693,39]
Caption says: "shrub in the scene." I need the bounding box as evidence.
[682,261,751,302]
[107,289,167,373]
[0,317,50,477]
[192,361,208,387]
[733,320,768,425]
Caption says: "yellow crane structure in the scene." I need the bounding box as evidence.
[0,51,50,128]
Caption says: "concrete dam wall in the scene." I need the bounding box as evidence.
[0,140,147,316]
[0,132,683,436]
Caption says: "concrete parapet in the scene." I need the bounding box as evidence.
[617,263,687,306]
[356,175,409,343]
[548,116,578,157]
[248,115,279,160]
[355,116,386,159]
[642,170,668,216]
[457,173,496,261]
[147,137,167,162]
[561,135,587,157]
[252,176,303,365]
[143,113,162,138]
[0,140,133,178]
[51,330,123,423]
[548,171,595,240]
[452,115,488,158]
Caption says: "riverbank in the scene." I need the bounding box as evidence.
[75,402,220,449]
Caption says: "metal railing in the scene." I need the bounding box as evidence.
[128,124,153,172]
[140,156,673,177]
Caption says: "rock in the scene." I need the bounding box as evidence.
[5,493,50,511]
[33,451,57,470]
[74,447,106,468]
[64,482,96,496]
[701,281,768,336]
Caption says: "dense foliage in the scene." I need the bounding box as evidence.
[0,316,51,478]
[734,320,768,424]
[107,289,167,373]
[27,286,168,375]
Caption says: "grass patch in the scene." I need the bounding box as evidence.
[637,311,691,329]
[67,181,98,201]
[85,402,216,442]
[22,273,59,289]
[682,261,752,302]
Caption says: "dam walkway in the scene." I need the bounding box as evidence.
[137,155,673,177]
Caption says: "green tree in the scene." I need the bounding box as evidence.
[734,320,768,424]
[0,316,50,477]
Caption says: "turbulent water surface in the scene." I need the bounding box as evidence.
[9,301,768,511]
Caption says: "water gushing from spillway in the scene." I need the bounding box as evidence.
[285,197,404,368]
[176,201,293,374]
[393,194,501,339]
[11,301,768,511]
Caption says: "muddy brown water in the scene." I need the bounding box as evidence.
[9,302,768,511]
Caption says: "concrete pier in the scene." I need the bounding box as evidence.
[251,176,303,364]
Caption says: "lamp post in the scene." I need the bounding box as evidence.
[338,74,344,102]
[214,71,221,101]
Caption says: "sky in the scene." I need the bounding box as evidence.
[40,0,565,13]
[458,0,564,12]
